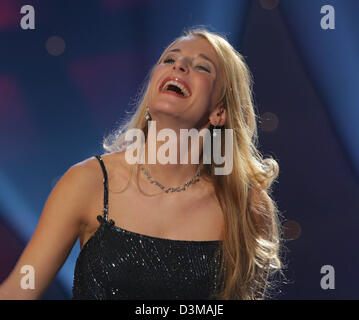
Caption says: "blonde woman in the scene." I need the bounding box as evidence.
[0,27,283,300]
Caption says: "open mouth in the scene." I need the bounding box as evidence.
[159,77,191,98]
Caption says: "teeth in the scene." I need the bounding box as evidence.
[162,80,190,97]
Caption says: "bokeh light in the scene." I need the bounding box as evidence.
[260,112,279,132]
[283,220,302,241]
[46,36,66,56]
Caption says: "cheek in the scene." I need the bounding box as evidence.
[195,77,216,102]
[193,74,212,90]
[149,66,166,92]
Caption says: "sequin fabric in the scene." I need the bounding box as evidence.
[72,155,224,300]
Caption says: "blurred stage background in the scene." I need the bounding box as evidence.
[0,0,358,299]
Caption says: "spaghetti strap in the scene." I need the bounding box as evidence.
[94,155,109,221]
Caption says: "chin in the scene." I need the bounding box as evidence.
[151,100,187,116]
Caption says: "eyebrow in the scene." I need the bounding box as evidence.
[167,48,217,71]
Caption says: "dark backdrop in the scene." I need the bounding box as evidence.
[0,0,358,299]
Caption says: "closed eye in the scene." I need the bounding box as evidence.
[196,65,210,73]
[163,58,211,73]
[164,58,175,64]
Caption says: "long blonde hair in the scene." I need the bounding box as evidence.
[103,27,284,299]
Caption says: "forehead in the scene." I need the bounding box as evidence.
[166,36,218,63]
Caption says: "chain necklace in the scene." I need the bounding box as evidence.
[139,164,201,193]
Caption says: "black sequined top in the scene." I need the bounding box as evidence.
[72,155,224,300]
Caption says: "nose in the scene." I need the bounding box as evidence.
[172,57,188,73]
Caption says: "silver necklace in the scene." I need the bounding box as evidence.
[139,164,201,193]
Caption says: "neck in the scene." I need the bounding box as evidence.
[139,121,205,188]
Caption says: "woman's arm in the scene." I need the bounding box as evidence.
[0,160,95,299]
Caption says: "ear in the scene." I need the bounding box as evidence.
[209,102,226,126]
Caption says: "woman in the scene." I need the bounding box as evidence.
[0,27,283,300]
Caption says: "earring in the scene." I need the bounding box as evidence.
[144,106,151,121]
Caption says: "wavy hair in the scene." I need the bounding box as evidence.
[103,26,285,299]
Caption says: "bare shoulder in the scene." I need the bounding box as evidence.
[97,151,132,173]
[72,151,132,221]
[65,153,123,200]
[0,154,114,299]
[41,156,104,228]
[67,152,129,185]
[63,156,104,196]
[94,151,134,187]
